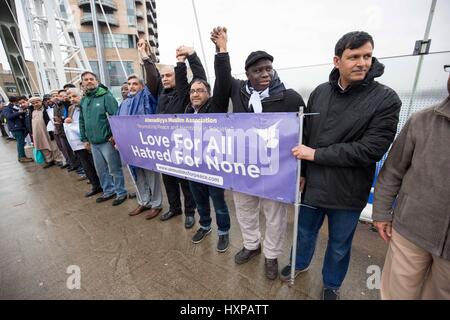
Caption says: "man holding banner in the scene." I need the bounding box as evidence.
[156,46,206,228]
[184,74,231,252]
[286,31,401,300]
[119,40,163,220]
[210,26,305,280]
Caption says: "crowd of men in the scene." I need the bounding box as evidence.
[0,28,449,300]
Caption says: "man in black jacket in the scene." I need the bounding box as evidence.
[156,46,207,228]
[184,75,231,252]
[18,96,33,142]
[210,26,305,280]
[282,31,401,300]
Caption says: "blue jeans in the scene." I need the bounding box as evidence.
[11,130,26,159]
[91,142,127,198]
[293,205,361,289]
[189,181,230,235]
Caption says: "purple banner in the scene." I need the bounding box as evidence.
[109,113,300,204]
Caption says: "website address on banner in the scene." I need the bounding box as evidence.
[156,164,224,186]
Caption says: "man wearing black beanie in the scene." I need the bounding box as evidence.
[211,26,305,281]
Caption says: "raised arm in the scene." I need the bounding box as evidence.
[138,38,161,97]
[174,47,190,101]
[185,50,207,81]
[209,27,236,112]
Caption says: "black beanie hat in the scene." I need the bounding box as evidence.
[244,50,274,71]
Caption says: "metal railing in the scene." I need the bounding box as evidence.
[78,0,117,10]
[81,14,119,26]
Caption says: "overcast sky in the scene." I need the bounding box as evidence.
[1,0,449,86]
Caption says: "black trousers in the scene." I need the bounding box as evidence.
[55,132,80,168]
[162,174,196,216]
[0,122,7,137]
[75,149,100,190]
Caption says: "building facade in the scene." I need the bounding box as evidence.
[70,0,159,97]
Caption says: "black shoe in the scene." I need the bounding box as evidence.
[184,216,195,229]
[279,264,310,282]
[234,246,261,265]
[191,228,212,244]
[96,194,115,203]
[217,234,229,252]
[18,157,33,163]
[323,288,340,300]
[265,258,279,280]
[85,188,102,198]
[159,210,182,221]
[43,161,55,169]
[67,166,78,172]
[60,164,69,169]
[112,195,127,206]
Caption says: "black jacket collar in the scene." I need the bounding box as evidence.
[329,57,384,93]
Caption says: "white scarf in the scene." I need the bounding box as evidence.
[246,84,269,113]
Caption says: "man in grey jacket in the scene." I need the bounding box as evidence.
[372,64,450,300]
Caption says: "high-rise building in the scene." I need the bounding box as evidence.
[70,0,159,97]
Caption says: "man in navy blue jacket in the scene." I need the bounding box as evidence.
[4,96,33,162]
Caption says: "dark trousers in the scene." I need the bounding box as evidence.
[162,174,196,216]
[0,122,7,137]
[75,149,100,190]
[189,181,230,234]
[11,129,26,159]
[54,132,80,168]
[292,205,361,289]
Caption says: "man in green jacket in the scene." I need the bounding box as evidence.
[79,71,127,206]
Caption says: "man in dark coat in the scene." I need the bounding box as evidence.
[4,96,33,162]
[285,31,401,300]
[155,46,207,228]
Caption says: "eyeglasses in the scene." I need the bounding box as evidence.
[189,88,207,95]
[444,65,450,72]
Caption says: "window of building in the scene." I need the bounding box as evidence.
[125,0,136,27]
[107,61,134,86]
[80,32,95,48]
[89,61,100,77]
[103,34,134,48]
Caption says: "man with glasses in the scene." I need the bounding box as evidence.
[184,77,231,252]
[372,64,450,299]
